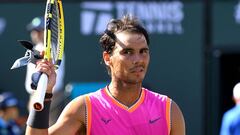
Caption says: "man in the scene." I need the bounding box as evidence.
[25,15,185,135]
[0,92,22,135]
[25,16,65,125]
[220,82,240,135]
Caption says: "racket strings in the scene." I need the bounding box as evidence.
[50,2,59,65]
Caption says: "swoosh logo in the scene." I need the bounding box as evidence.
[101,118,112,124]
[149,117,161,124]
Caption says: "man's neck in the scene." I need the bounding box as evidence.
[108,81,142,107]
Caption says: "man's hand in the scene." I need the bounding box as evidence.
[35,59,56,93]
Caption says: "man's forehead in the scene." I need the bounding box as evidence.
[116,32,145,41]
[115,32,147,48]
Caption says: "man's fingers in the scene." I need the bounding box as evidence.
[40,51,45,57]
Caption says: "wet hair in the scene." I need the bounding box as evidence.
[99,15,149,54]
[99,15,149,75]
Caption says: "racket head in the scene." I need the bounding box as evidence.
[44,0,64,69]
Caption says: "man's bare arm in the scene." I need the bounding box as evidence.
[170,101,185,135]
[26,95,86,135]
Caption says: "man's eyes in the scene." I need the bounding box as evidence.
[140,49,149,54]
[122,50,133,54]
[122,49,149,55]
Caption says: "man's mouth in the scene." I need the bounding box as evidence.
[130,66,144,73]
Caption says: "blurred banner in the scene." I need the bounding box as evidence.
[79,1,184,35]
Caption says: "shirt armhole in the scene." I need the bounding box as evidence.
[166,97,172,135]
[85,95,92,135]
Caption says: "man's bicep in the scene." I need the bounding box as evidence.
[49,96,86,135]
[170,100,185,135]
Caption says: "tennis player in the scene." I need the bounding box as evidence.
[25,15,185,135]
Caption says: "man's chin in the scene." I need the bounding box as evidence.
[126,78,144,84]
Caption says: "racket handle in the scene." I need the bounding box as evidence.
[32,73,48,111]
[31,72,42,90]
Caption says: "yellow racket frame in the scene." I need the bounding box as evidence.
[44,0,64,68]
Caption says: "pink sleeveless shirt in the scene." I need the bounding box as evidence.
[85,87,171,135]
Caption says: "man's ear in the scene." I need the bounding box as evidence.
[103,51,111,66]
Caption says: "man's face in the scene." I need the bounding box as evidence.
[30,30,44,45]
[106,31,150,84]
[4,106,19,121]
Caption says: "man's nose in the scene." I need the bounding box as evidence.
[132,54,143,64]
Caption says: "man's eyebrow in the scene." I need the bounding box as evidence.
[139,47,149,52]
[121,47,149,52]
[121,48,134,51]
[141,47,149,50]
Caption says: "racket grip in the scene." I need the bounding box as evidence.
[31,72,43,90]
[32,73,48,111]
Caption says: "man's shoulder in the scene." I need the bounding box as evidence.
[85,88,104,98]
[68,95,86,109]
[224,105,240,119]
[71,88,103,104]
[144,88,170,100]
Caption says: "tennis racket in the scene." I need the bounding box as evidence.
[32,0,65,111]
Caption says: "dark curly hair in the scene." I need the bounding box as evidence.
[99,15,149,75]
[99,15,149,54]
